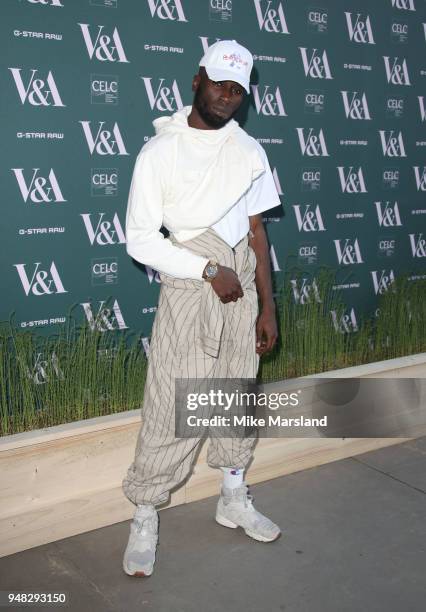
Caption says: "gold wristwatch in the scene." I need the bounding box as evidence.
[203,259,218,282]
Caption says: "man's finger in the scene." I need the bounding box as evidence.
[265,335,277,352]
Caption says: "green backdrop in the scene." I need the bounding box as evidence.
[1,0,425,347]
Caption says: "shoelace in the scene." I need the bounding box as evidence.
[243,493,254,509]
[134,514,157,536]
[225,484,254,508]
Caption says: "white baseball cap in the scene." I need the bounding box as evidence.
[199,39,253,94]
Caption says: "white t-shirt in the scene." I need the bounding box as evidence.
[212,144,281,247]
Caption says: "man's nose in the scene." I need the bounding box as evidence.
[219,85,233,102]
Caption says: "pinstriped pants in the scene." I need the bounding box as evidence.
[122,228,260,507]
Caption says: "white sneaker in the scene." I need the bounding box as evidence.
[123,504,159,577]
[215,482,281,543]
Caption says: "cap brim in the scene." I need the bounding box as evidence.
[203,66,250,94]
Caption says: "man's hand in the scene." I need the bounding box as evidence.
[210,265,244,304]
[255,308,278,355]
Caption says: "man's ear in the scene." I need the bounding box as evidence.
[192,73,201,92]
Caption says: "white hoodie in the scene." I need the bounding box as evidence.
[125,105,267,280]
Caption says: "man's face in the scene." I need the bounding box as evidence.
[192,67,245,129]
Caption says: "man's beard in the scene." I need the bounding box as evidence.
[192,86,232,129]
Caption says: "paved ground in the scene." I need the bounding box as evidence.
[1,437,425,612]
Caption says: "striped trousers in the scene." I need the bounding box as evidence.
[122,228,260,507]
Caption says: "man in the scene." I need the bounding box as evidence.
[122,40,282,577]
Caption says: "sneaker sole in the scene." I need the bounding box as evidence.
[123,562,153,577]
[215,514,282,543]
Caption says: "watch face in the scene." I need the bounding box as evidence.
[207,264,217,277]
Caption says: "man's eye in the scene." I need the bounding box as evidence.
[212,80,242,95]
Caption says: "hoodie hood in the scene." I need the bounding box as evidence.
[153,105,240,145]
[152,105,265,181]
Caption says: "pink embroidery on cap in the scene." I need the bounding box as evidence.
[222,53,248,68]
